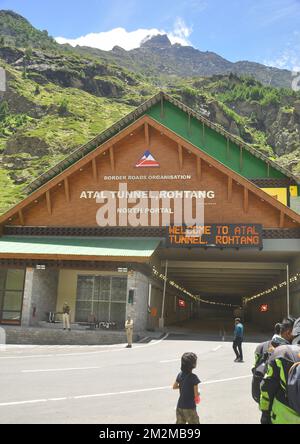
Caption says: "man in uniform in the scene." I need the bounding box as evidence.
[125,315,134,348]
[259,317,300,424]
[62,302,71,331]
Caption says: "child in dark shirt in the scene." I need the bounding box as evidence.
[173,352,201,424]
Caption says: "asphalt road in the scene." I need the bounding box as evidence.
[0,334,261,424]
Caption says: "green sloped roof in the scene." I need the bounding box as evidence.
[24,92,300,195]
[0,237,160,258]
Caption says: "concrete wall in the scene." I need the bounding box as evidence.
[22,268,59,326]
[244,255,300,330]
[124,270,194,331]
[245,285,288,330]
[126,271,149,332]
[164,291,192,326]
[147,284,163,330]
[4,326,139,345]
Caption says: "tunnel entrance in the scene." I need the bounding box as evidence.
[158,242,300,333]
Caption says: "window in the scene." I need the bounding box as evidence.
[75,275,127,327]
[0,269,25,324]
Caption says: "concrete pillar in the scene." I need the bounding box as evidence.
[21,267,59,327]
[21,268,34,327]
[126,271,149,332]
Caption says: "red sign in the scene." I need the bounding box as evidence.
[178,299,186,308]
[260,304,269,313]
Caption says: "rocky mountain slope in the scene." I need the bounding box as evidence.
[74,34,294,89]
[0,10,300,215]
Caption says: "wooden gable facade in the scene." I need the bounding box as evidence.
[0,114,300,231]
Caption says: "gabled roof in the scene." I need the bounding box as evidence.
[25,92,300,195]
[1,114,300,228]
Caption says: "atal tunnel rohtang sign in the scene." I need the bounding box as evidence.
[167,224,263,248]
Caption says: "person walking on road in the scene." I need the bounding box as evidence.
[62,302,71,331]
[233,318,244,362]
[259,317,300,424]
[125,315,134,348]
[173,352,201,424]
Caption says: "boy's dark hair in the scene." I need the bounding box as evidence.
[281,316,296,333]
[274,323,281,335]
[181,352,197,373]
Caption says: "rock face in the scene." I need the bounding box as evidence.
[141,34,172,49]
[4,135,50,156]
[79,34,294,88]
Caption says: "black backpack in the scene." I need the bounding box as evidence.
[287,361,300,415]
[252,343,274,403]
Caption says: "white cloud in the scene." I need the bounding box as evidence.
[264,51,298,70]
[55,18,192,51]
[168,17,193,46]
[264,30,300,71]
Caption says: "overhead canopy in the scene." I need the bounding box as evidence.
[0,237,161,262]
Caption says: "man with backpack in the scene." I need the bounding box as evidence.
[259,317,300,424]
[251,320,293,403]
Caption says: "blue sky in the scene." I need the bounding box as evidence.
[1,0,300,69]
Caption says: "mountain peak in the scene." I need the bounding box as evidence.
[141,34,172,49]
[0,10,29,23]
[0,9,57,49]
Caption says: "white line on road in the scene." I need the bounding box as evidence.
[22,367,101,373]
[202,375,251,385]
[0,374,252,408]
[160,344,223,363]
[74,386,170,400]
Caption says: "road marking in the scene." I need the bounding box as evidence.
[0,374,252,408]
[74,386,170,400]
[0,334,169,360]
[160,343,223,363]
[202,375,252,385]
[22,367,101,373]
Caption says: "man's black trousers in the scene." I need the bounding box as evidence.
[233,338,243,360]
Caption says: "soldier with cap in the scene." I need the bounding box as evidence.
[259,317,300,424]
[125,315,134,348]
[62,302,71,331]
